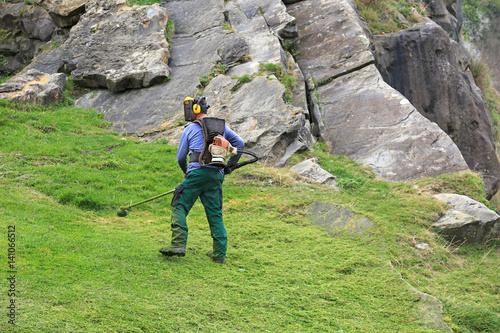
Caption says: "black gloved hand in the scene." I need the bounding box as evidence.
[223,166,233,175]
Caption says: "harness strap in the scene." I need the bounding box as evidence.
[189,152,201,163]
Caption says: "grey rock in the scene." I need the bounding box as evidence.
[306,201,374,237]
[433,193,500,243]
[21,6,57,41]
[225,1,285,77]
[40,0,86,28]
[291,158,339,189]
[0,69,66,105]
[287,0,373,87]
[423,0,462,40]
[0,54,25,74]
[373,19,500,198]
[76,0,229,135]
[237,0,298,40]
[0,3,29,74]
[0,3,28,30]
[289,0,469,182]
[59,0,170,92]
[216,33,249,66]
[315,64,468,181]
[21,46,64,75]
[0,41,19,56]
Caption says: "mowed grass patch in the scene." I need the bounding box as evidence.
[0,183,435,332]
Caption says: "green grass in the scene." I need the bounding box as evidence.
[127,0,163,5]
[228,63,297,103]
[353,0,428,34]
[0,102,498,332]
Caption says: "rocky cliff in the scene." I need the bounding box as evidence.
[1,0,499,199]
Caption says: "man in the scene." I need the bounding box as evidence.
[159,96,244,264]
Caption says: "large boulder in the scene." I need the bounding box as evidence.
[0,69,66,105]
[287,0,373,92]
[288,0,469,181]
[233,0,298,41]
[372,19,500,198]
[39,0,86,28]
[21,5,57,42]
[59,0,171,92]
[433,193,500,243]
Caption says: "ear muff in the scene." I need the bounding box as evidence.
[193,103,201,114]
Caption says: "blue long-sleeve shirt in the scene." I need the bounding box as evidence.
[177,120,245,175]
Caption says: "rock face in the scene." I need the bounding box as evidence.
[433,193,500,243]
[0,69,66,105]
[76,0,240,135]
[372,19,500,198]
[59,0,171,92]
[77,0,313,165]
[288,0,469,182]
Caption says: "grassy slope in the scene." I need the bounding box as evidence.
[0,102,498,332]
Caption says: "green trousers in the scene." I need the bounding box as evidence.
[170,167,226,260]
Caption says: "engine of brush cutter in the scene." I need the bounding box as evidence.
[208,136,239,167]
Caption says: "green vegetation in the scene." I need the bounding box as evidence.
[0,28,18,43]
[462,0,500,24]
[229,74,252,93]
[126,0,162,5]
[198,64,228,91]
[229,63,297,103]
[165,19,175,47]
[0,101,498,332]
[353,0,428,35]
[0,75,12,84]
[282,40,299,57]
[223,22,234,33]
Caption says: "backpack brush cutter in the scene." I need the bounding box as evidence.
[117,137,258,217]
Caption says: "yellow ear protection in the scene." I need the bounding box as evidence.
[183,96,210,121]
[193,100,201,114]
[194,96,210,114]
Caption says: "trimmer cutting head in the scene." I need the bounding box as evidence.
[117,209,128,217]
